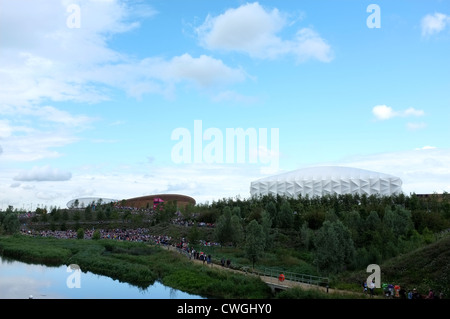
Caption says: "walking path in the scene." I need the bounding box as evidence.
[165,244,365,297]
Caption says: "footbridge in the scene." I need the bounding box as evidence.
[170,245,330,293]
[247,268,329,293]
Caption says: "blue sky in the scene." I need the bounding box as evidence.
[1,0,449,209]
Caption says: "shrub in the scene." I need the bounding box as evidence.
[77,228,84,240]
[92,230,101,240]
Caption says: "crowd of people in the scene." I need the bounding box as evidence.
[174,237,222,265]
[21,228,172,245]
[21,227,227,269]
[171,217,215,228]
[363,281,444,299]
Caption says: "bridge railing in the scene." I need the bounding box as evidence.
[169,246,329,288]
[252,267,329,287]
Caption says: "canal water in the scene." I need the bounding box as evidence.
[0,255,203,299]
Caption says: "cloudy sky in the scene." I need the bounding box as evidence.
[1,0,449,210]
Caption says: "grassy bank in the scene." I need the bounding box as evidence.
[0,234,271,299]
[332,234,450,297]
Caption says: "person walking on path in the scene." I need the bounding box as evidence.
[369,280,375,298]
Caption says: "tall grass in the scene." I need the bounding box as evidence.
[0,235,272,298]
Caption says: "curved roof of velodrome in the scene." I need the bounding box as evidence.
[251,166,402,182]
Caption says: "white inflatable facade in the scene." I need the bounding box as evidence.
[250,166,403,198]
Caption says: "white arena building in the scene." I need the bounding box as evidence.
[250,166,403,198]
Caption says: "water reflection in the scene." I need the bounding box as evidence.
[0,256,202,299]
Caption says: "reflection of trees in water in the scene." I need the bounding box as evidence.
[170,287,178,299]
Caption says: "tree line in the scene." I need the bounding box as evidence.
[204,192,450,275]
[3,192,449,276]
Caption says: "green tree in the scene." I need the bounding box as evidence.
[362,211,383,247]
[265,201,278,228]
[51,207,60,222]
[84,205,93,221]
[105,205,112,219]
[313,220,355,275]
[304,209,325,230]
[40,210,48,222]
[154,201,177,224]
[230,214,244,247]
[111,210,119,221]
[96,208,106,221]
[188,222,200,245]
[182,203,195,220]
[278,200,294,229]
[0,212,20,234]
[245,220,266,269]
[232,206,242,218]
[77,228,84,240]
[261,209,273,249]
[73,211,81,222]
[214,207,233,246]
[341,210,363,246]
[383,205,414,238]
[92,229,101,240]
[300,223,314,250]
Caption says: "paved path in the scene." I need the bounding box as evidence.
[164,245,366,297]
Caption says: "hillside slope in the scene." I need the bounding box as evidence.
[340,234,450,298]
[380,234,450,297]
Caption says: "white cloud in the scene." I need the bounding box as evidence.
[1,134,77,162]
[292,28,334,63]
[196,2,333,62]
[403,107,425,117]
[406,122,427,131]
[0,104,93,128]
[79,53,248,100]
[0,1,249,165]
[421,12,450,37]
[14,166,72,182]
[163,54,247,88]
[0,0,245,105]
[372,105,396,120]
[0,161,272,208]
[0,0,141,105]
[0,115,81,162]
[0,120,13,138]
[372,105,425,120]
[4,148,450,209]
[415,146,437,150]
[198,2,286,57]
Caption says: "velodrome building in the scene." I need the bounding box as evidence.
[250,166,403,198]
